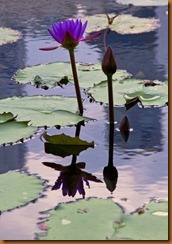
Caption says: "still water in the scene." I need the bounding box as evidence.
[0,0,168,240]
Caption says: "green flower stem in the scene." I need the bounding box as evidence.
[107,75,114,123]
[69,49,83,115]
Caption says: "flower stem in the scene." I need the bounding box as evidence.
[107,75,114,123]
[69,49,83,115]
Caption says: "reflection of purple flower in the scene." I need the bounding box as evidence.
[43,162,102,198]
[40,19,101,51]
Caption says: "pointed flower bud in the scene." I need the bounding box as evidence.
[102,46,117,77]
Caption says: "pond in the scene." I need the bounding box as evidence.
[0,0,168,240]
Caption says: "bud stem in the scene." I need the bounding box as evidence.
[107,75,114,123]
[69,49,83,115]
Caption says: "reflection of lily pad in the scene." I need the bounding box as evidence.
[0,27,21,46]
[13,62,131,89]
[43,132,94,157]
[0,171,45,212]
[115,0,167,6]
[89,79,168,107]
[37,198,168,240]
[84,14,160,34]
[0,112,37,146]
[0,96,91,127]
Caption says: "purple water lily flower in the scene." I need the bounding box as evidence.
[40,19,101,51]
[43,162,102,198]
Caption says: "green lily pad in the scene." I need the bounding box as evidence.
[0,171,45,212]
[37,198,168,240]
[13,62,131,89]
[0,96,91,127]
[43,132,94,157]
[0,116,37,146]
[115,0,167,6]
[83,14,160,34]
[0,112,16,123]
[38,198,123,240]
[112,200,168,240]
[0,27,21,46]
[88,79,168,107]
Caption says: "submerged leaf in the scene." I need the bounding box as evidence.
[43,132,94,157]
[82,14,160,34]
[0,171,45,212]
[0,27,21,46]
[0,96,91,127]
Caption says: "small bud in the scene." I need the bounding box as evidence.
[102,46,117,77]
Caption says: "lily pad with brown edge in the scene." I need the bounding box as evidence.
[0,113,37,146]
[43,132,94,157]
[83,14,160,34]
[88,79,168,108]
[115,0,167,6]
[13,62,131,89]
[0,96,92,127]
[0,27,21,46]
[37,198,168,240]
[0,171,46,212]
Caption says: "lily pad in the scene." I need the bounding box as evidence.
[0,112,16,123]
[13,62,131,89]
[83,14,160,34]
[0,96,91,127]
[38,198,123,240]
[37,198,168,240]
[88,79,168,107]
[0,171,45,212]
[0,27,21,46]
[112,200,168,240]
[43,132,94,157]
[115,0,167,6]
[0,115,37,146]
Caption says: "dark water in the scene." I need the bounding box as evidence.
[0,0,168,240]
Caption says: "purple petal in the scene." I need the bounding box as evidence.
[52,23,63,43]
[81,32,101,42]
[39,46,59,51]
[77,179,85,196]
[80,21,88,38]
[52,177,62,190]
[48,28,61,43]
[84,178,90,188]
[74,20,82,40]
[71,187,77,197]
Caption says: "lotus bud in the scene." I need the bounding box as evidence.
[102,46,117,77]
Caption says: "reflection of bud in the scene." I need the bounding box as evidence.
[102,46,117,77]
[103,165,118,193]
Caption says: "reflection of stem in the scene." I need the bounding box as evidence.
[107,75,114,123]
[103,28,110,51]
[71,154,77,165]
[108,122,114,166]
[75,122,82,137]
[69,50,83,115]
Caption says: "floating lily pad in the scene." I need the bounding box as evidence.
[0,96,91,127]
[0,27,21,46]
[88,79,168,107]
[112,200,168,240]
[115,0,167,6]
[37,198,168,240]
[13,62,131,89]
[38,198,123,240]
[0,112,16,123]
[0,114,37,146]
[84,14,160,34]
[43,132,94,157]
[0,171,45,212]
